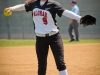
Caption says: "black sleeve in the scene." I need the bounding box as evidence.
[53,2,65,17]
[25,2,36,12]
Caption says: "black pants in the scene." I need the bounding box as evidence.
[36,32,66,75]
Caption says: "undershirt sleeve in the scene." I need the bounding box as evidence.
[10,4,25,11]
[62,10,81,22]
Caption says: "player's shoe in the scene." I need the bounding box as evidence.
[69,39,75,42]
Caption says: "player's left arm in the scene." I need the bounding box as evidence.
[62,10,96,27]
[62,10,81,23]
[53,2,96,27]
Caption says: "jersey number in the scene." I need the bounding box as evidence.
[42,17,48,25]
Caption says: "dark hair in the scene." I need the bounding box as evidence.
[71,1,77,4]
[70,0,77,4]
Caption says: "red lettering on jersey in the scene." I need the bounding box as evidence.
[33,10,47,17]
[42,17,48,25]
[38,10,40,16]
[44,12,47,18]
[33,10,48,25]
[39,10,42,16]
[33,12,36,16]
[41,11,43,16]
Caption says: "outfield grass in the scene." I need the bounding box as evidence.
[0,39,100,47]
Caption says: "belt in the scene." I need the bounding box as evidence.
[36,31,58,37]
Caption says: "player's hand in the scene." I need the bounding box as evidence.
[25,0,34,4]
[4,8,12,17]
[4,8,12,12]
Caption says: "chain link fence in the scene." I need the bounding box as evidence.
[0,0,100,39]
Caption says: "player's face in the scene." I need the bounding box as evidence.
[71,3,75,6]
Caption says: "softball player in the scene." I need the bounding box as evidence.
[4,0,81,75]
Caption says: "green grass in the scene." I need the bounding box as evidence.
[0,39,100,47]
[0,40,36,47]
[63,39,100,44]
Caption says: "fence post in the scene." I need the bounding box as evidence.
[7,17,10,39]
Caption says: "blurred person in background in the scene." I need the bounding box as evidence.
[68,0,80,42]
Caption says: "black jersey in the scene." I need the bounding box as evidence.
[25,0,65,34]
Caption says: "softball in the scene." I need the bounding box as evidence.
[4,11,12,17]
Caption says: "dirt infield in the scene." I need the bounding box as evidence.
[0,43,100,75]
